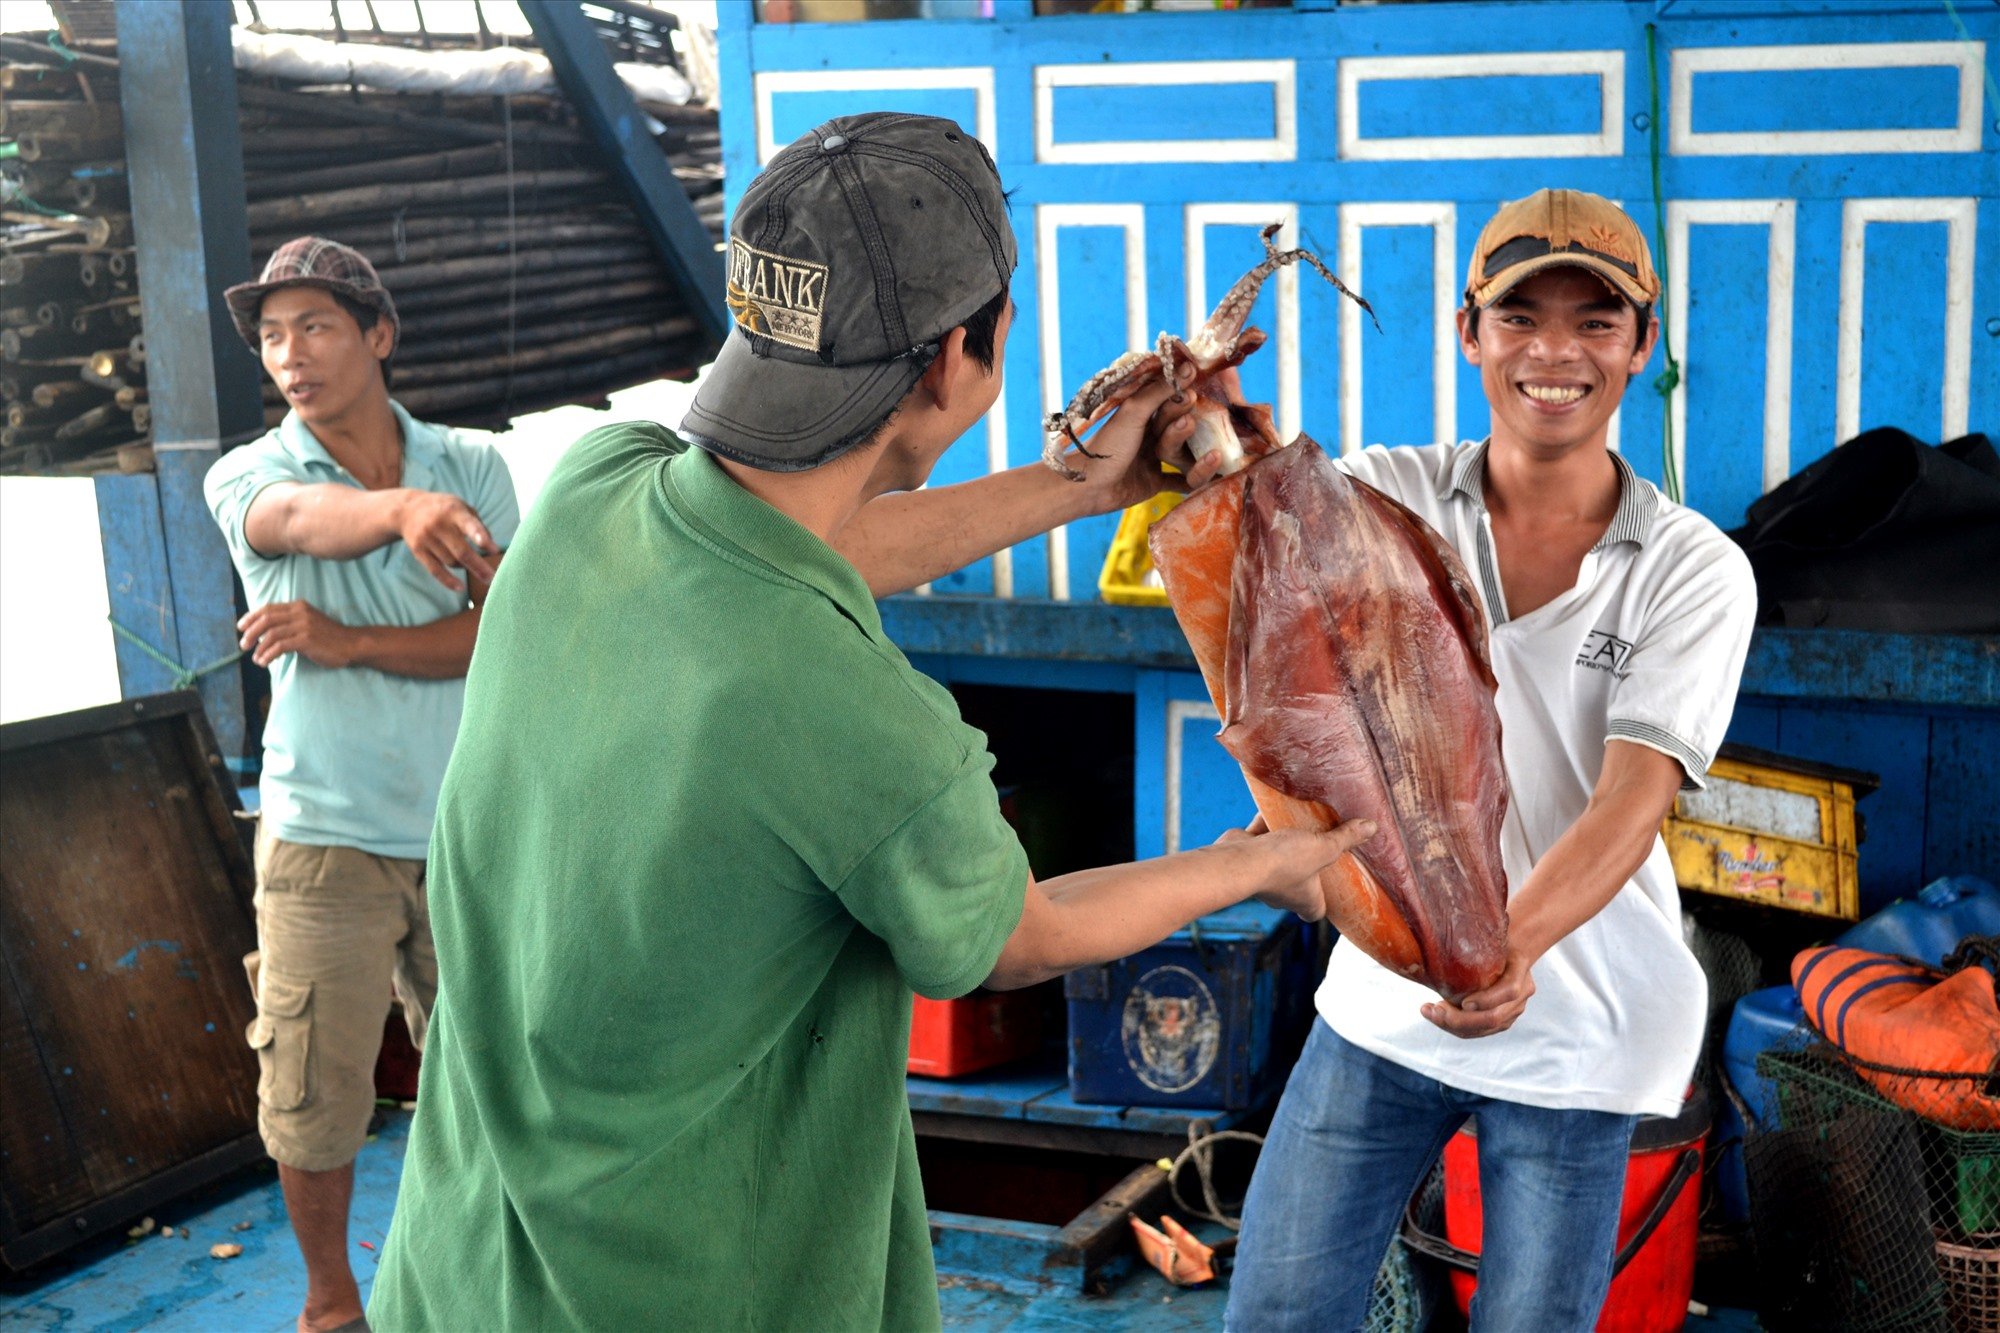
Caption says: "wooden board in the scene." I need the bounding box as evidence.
[0,692,261,1270]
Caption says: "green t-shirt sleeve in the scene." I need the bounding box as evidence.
[834,747,1029,1001]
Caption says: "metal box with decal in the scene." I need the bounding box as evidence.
[1064,903,1315,1111]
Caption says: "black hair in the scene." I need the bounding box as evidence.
[329,289,395,390]
[959,284,1011,373]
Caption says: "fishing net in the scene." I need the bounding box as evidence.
[1361,1165,1448,1333]
[1747,1040,2000,1332]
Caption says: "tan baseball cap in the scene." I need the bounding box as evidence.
[1464,189,1659,309]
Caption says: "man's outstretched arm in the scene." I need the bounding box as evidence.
[1421,740,1685,1038]
[833,384,1198,597]
[985,818,1377,991]
[243,482,497,592]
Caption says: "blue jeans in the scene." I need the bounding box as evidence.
[1226,1020,1637,1332]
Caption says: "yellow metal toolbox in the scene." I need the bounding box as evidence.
[1663,743,1879,921]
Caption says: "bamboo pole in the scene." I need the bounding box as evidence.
[392,260,664,317]
[242,141,575,199]
[397,302,672,364]
[371,242,652,292]
[243,168,603,231]
[235,82,585,149]
[403,276,671,336]
[0,101,125,137]
[393,317,696,387]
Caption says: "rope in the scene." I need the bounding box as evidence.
[43,32,80,65]
[107,617,242,692]
[1645,23,1684,505]
[1165,1124,1264,1231]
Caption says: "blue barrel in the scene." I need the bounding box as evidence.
[1715,984,1807,1223]
[1834,875,2000,966]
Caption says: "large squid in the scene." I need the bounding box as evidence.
[1043,227,1510,1001]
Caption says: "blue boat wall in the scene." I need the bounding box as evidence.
[717,0,1998,602]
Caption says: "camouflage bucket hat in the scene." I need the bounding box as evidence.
[224,236,401,354]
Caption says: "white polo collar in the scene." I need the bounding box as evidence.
[1442,438,1660,552]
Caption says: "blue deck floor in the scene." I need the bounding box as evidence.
[1,1110,1231,1333]
[2,1110,1761,1332]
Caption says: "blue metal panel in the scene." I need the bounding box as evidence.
[1682,223,1776,524]
[1724,700,1782,751]
[1858,219,1952,438]
[1360,225,1443,448]
[1690,65,1963,135]
[1774,705,1933,910]
[1050,83,1278,146]
[766,86,981,150]
[1055,223,1138,598]
[1359,74,1606,141]
[114,0,257,762]
[92,475,182,701]
[1923,713,2000,885]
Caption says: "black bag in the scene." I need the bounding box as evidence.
[1728,428,2000,633]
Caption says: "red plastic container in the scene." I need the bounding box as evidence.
[907,990,1043,1078]
[1441,1088,1707,1331]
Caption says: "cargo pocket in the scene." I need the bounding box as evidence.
[247,971,314,1112]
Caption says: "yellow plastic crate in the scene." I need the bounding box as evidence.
[1662,744,1876,921]
[1097,491,1185,607]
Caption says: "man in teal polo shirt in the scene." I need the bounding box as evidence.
[370,114,1373,1331]
[206,237,517,1333]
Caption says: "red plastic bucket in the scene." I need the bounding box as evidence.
[1434,1087,1707,1331]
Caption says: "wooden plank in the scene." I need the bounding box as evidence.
[0,700,258,1259]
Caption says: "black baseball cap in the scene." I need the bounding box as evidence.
[680,112,1017,471]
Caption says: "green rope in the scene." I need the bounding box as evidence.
[43,31,80,65]
[1646,23,1684,506]
[107,617,242,692]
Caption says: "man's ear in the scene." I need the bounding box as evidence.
[921,326,970,413]
[1455,306,1482,366]
[1628,314,1659,376]
[367,318,395,363]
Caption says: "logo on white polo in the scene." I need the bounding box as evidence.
[1578,630,1634,676]
[726,239,828,352]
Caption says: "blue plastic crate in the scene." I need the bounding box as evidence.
[1065,902,1317,1110]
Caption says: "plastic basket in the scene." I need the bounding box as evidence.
[1097,491,1184,606]
[1936,1237,2000,1333]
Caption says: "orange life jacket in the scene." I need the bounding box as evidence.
[1792,944,2000,1131]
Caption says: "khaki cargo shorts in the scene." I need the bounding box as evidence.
[244,828,435,1172]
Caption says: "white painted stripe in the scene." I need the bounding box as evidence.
[1037,204,1148,601]
[1837,197,1978,445]
[1338,51,1624,162]
[1164,698,1222,855]
[1184,204,1301,442]
[984,389,1013,599]
[1666,200,1797,497]
[1035,60,1297,165]
[1672,41,1985,157]
[753,67,997,166]
[1337,203,1457,456]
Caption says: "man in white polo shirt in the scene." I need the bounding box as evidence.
[1219,191,1756,1330]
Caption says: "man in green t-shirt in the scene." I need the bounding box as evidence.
[369,113,1374,1333]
